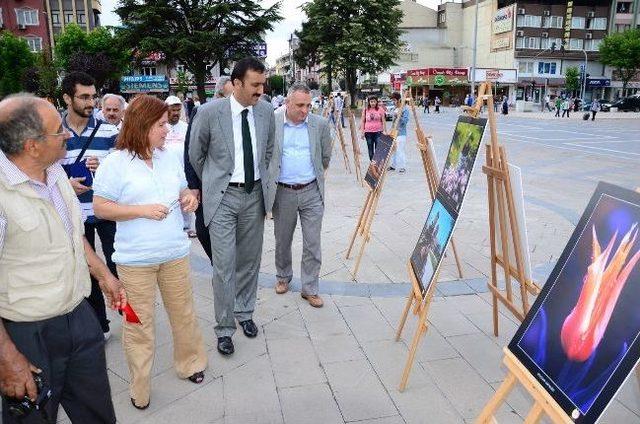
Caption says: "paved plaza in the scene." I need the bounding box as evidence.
[62,110,640,423]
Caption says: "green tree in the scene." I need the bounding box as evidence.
[268,75,284,95]
[175,70,190,95]
[599,29,640,93]
[23,51,59,100]
[297,0,403,106]
[564,67,580,94]
[115,0,282,101]
[54,24,131,90]
[0,31,35,97]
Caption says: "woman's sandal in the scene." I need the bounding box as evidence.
[188,370,205,384]
[131,398,150,410]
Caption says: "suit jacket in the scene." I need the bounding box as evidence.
[265,111,332,213]
[184,106,200,190]
[188,97,275,225]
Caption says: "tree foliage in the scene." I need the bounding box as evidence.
[564,67,580,93]
[23,51,59,100]
[54,24,131,90]
[0,31,35,97]
[296,0,403,105]
[268,75,284,96]
[115,0,282,101]
[599,29,640,92]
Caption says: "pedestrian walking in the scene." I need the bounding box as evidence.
[266,83,332,307]
[93,95,207,410]
[555,97,562,117]
[501,96,509,115]
[0,94,125,424]
[545,95,552,112]
[189,57,275,357]
[423,96,430,114]
[60,71,119,340]
[435,96,441,113]
[390,92,409,173]
[359,96,386,160]
[334,93,345,128]
[562,98,571,118]
[590,99,601,121]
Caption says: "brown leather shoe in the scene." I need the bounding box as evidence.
[275,280,289,294]
[301,293,324,308]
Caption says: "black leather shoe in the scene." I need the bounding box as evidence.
[239,319,258,338]
[217,336,234,355]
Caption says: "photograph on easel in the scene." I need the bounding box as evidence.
[509,182,640,424]
[438,116,487,213]
[410,198,455,293]
[364,133,394,190]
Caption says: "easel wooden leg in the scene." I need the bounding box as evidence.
[346,191,373,259]
[395,293,415,341]
[450,238,464,279]
[399,307,427,392]
[475,372,517,424]
[523,404,544,424]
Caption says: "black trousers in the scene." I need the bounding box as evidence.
[591,111,597,120]
[194,203,212,263]
[2,301,116,424]
[84,220,117,333]
[364,132,381,160]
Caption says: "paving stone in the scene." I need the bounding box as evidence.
[268,335,326,388]
[447,333,507,384]
[339,303,396,343]
[223,355,281,419]
[280,383,343,424]
[324,359,398,422]
[312,334,365,364]
[428,301,481,338]
[263,309,309,341]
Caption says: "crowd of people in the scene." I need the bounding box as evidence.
[0,57,338,422]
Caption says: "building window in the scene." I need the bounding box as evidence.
[617,2,632,13]
[438,12,446,24]
[537,62,557,75]
[568,38,584,50]
[51,12,60,25]
[78,13,86,24]
[616,24,631,32]
[541,37,562,50]
[518,61,534,74]
[571,17,585,29]
[542,16,563,28]
[584,39,602,51]
[587,17,607,30]
[516,15,542,28]
[142,67,157,76]
[23,37,42,52]
[65,13,74,24]
[516,37,541,49]
[0,8,3,28]
[15,8,39,26]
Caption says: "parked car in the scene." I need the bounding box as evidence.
[382,99,395,121]
[582,100,612,112]
[611,96,640,112]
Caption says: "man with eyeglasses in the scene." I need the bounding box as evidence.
[60,72,119,341]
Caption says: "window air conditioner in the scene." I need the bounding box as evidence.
[516,30,524,37]
[517,8,525,15]
[586,33,593,39]
[18,24,26,30]
[543,10,550,16]
[587,11,595,18]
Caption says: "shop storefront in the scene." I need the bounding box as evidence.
[472,68,518,101]
[406,68,469,106]
[119,75,169,96]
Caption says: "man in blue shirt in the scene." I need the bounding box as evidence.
[265,83,332,307]
[60,72,119,339]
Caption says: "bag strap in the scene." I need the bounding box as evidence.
[74,120,102,165]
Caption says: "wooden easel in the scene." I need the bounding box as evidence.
[476,348,572,423]
[323,97,351,173]
[396,90,489,392]
[407,94,464,279]
[344,94,364,185]
[345,91,407,279]
[477,83,540,336]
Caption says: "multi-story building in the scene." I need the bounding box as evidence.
[44,0,103,47]
[0,0,51,53]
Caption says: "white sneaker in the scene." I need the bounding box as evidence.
[104,330,111,341]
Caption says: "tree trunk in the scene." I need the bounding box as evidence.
[326,61,333,94]
[193,67,207,104]
[345,67,357,109]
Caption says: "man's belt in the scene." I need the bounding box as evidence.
[228,179,261,188]
[277,180,316,190]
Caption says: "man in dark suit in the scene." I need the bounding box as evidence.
[184,76,233,262]
[189,58,275,356]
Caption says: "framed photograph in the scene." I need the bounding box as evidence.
[365,133,394,190]
[509,182,640,423]
[437,116,487,213]
[410,198,456,294]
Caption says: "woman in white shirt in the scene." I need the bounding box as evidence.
[93,95,207,410]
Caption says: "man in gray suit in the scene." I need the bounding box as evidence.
[265,83,332,307]
[189,58,275,355]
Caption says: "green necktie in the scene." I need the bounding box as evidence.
[241,109,254,193]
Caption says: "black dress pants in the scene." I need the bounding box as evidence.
[2,301,116,423]
[84,219,117,333]
[195,203,212,263]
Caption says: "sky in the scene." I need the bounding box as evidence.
[100,0,441,67]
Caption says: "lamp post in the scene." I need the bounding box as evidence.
[470,0,479,97]
[580,49,588,105]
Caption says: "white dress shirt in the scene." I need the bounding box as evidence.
[229,94,260,183]
[164,120,189,165]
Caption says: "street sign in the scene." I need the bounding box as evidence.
[119,75,169,93]
[254,43,267,58]
[587,78,611,87]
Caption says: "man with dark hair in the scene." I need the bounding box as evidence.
[60,71,119,340]
[189,57,275,356]
[0,94,125,423]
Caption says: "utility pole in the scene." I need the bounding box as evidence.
[470,0,479,97]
